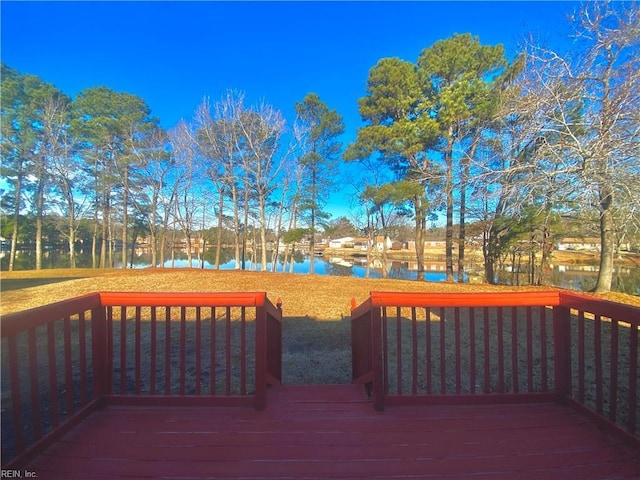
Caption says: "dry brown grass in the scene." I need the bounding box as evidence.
[2,267,638,316]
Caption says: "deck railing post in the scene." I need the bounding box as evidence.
[371,304,385,411]
[553,304,572,398]
[255,302,267,411]
[91,303,110,402]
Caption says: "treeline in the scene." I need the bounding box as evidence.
[1,77,345,274]
[345,2,639,292]
[2,2,638,292]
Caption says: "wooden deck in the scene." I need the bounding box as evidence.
[28,385,640,479]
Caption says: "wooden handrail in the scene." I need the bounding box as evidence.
[1,293,102,337]
[1,291,283,468]
[99,291,269,308]
[369,290,562,308]
[350,289,640,442]
[559,291,640,326]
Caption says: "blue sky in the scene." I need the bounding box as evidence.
[1,1,580,220]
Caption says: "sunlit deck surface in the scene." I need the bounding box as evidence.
[29,385,640,479]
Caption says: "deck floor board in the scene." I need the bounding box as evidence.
[28,385,640,479]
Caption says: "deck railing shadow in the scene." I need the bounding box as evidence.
[351,290,639,444]
[1,291,282,468]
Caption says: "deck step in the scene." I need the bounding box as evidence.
[268,384,370,404]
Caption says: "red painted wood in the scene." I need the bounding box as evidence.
[254,304,266,410]
[180,306,186,395]
[595,314,603,414]
[411,307,417,395]
[134,307,141,395]
[469,307,476,394]
[266,308,283,383]
[63,317,73,415]
[610,317,619,423]
[526,306,533,392]
[497,306,504,393]
[381,308,388,396]
[511,306,518,393]
[630,325,638,434]
[106,307,114,394]
[425,307,432,394]
[78,312,88,405]
[439,307,446,394]
[195,307,202,395]
[240,307,246,396]
[119,307,126,394]
[90,304,108,400]
[1,293,101,336]
[225,306,231,396]
[4,399,103,471]
[8,335,24,453]
[371,306,384,411]
[553,305,572,396]
[164,306,171,396]
[483,306,490,393]
[98,291,268,308]
[25,386,640,479]
[370,290,562,308]
[210,306,216,395]
[47,323,60,427]
[540,306,548,391]
[395,306,402,395]
[149,307,157,395]
[28,327,42,440]
[577,310,585,403]
[560,291,640,326]
[454,307,461,394]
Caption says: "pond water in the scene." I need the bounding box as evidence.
[3,248,639,295]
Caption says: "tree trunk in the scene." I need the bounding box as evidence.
[309,166,317,275]
[380,209,388,278]
[68,208,76,269]
[259,194,268,270]
[9,171,23,271]
[215,187,225,269]
[414,196,426,280]
[35,176,45,270]
[458,138,477,283]
[121,166,129,269]
[92,157,99,269]
[242,188,249,270]
[100,194,108,268]
[232,183,241,269]
[593,186,615,293]
[271,184,287,273]
[445,133,454,282]
[458,164,467,283]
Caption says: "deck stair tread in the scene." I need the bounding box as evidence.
[267,384,370,404]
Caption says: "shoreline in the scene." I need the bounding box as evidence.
[320,247,640,267]
[1,268,638,316]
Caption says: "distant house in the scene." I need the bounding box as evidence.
[329,237,355,249]
[424,239,446,248]
[557,237,601,251]
[353,237,370,251]
[407,239,447,250]
[375,236,402,251]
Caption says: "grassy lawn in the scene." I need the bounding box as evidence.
[0,268,106,292]
[2,267,638,317]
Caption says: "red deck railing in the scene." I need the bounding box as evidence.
[1,291,282,468]
[351,290,639,444]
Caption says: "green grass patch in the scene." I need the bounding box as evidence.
[0,277,85,292]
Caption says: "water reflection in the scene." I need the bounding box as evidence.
[2,248,638,295]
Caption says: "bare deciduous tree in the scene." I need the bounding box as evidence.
[521,1,640,292]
